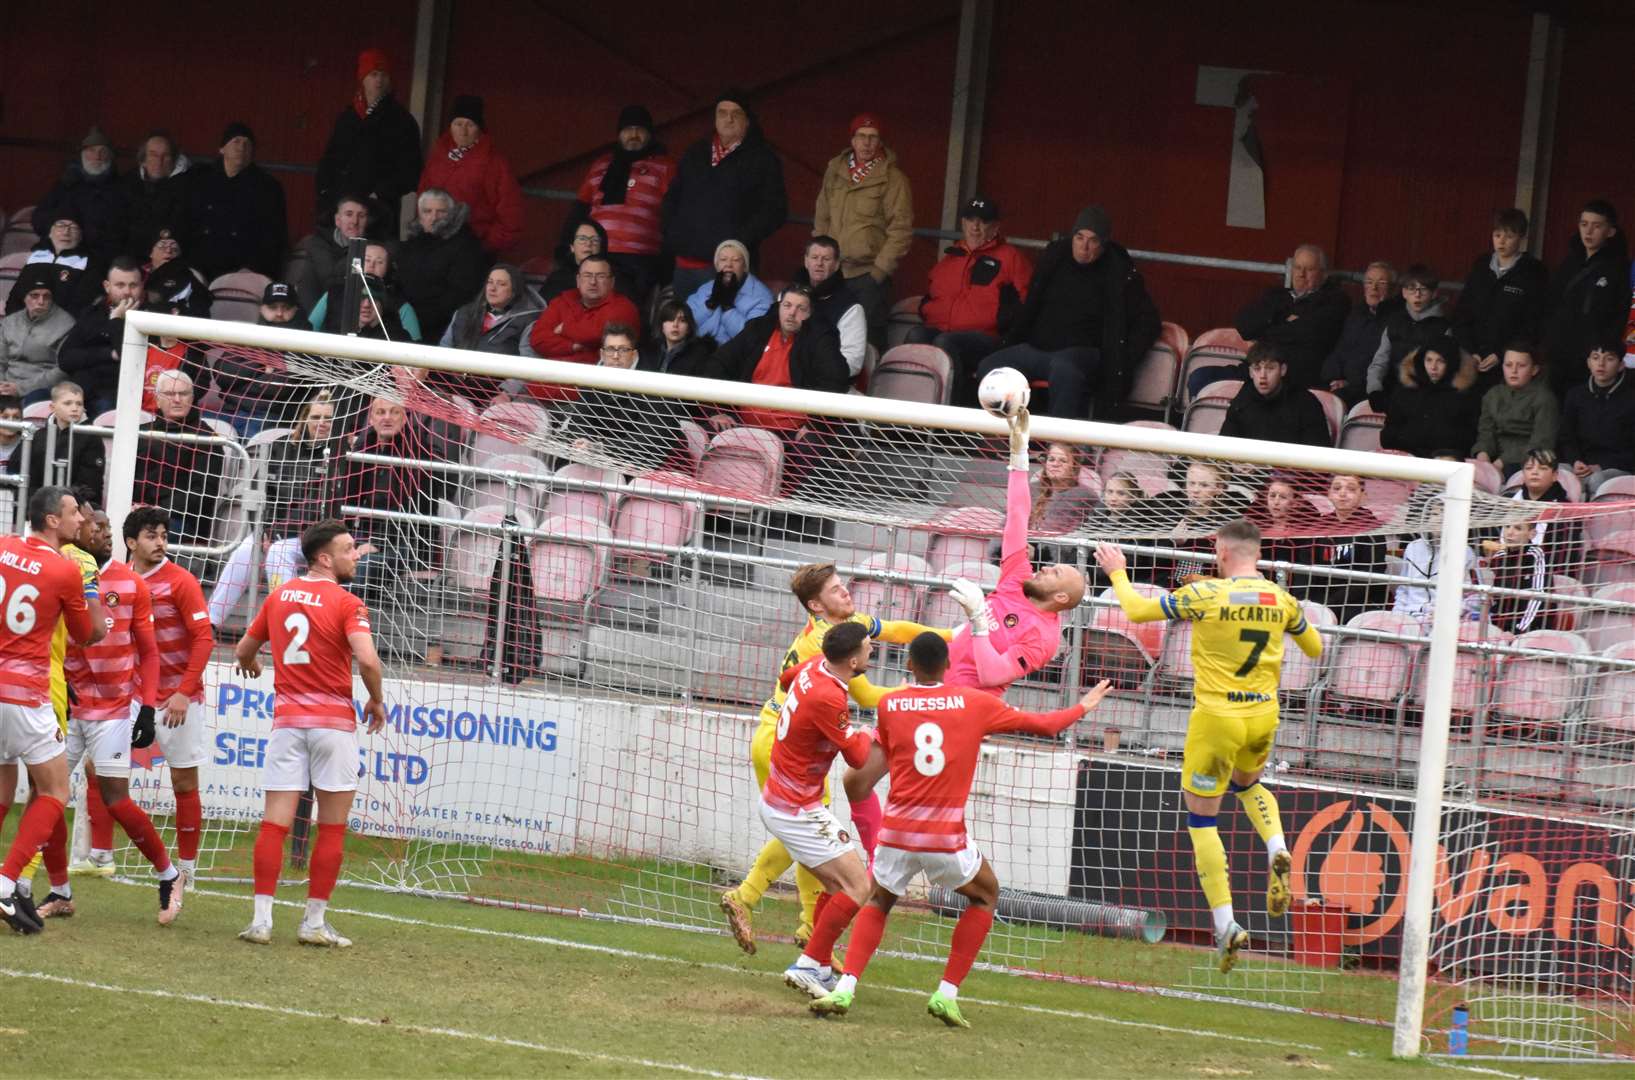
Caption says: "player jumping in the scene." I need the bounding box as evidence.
[0,487,106,933]
[1094,520,1322,972]
[810,632,1110,1026]
[757,621,878,997]
[44,507,183,924]
[720,562,948,955]
[234,519,388,948]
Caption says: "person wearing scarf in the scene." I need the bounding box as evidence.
[813,112,914,347]
[563,105,676,302]
[417,95,524,256]
[315,48,423,235]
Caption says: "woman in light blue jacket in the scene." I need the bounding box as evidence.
[686,238,771,346]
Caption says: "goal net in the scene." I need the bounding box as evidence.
[94,310,1632,1062]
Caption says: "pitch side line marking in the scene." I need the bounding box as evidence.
[0,967,770,1080]
[175,883,1324,1051]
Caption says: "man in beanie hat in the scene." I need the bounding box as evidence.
[184,121,287,279]
[563,105,676,302]
[813,112,913,347]
[685,238,772,346]
[316,48,422,235]
[0,264,75,400]
[32,125,134,264]
[977,205,1160,419]
[418,95,524,256]
[663,90,787,299]
[8,213,97,317]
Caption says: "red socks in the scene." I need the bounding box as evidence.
[253,821,290,896]
[802,892,861,968]
[85,782,113,851]
[1,796,63,881]
[42,811,68,888]
[943,905,995,987]
[173,789,202,861]
[850,793,882,862]
[843,903,887,978]
[308,823,345,901]
[106,797,171,873]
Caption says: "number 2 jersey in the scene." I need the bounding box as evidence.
[1157,576,1317,715]
[0,535,95,708]
[247,576,371,732]
[763,657,874,813]
[875,682,1085,853]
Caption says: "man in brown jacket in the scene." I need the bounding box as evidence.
[813,113,913,347]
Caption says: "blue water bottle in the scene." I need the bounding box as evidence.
[1448,1004,1469,1056]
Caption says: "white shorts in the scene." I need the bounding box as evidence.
[0,701,65,768]
[758,799,859,870]
[264,727,361,793]
[67,707,136,778]
[871,842,983,898]
[154,699,210,769]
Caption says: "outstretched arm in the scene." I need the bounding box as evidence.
[877,619,953,644]
[998,410,1034,582]
[1093,543,1168,623]
[986,679,1112,736]
[1287,610,1323,659]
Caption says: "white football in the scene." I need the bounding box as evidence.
[978,367,1030,418]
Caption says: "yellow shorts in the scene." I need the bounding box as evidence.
[751,714,829,805]
[1181,706,1279,798]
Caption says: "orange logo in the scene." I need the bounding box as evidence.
[1291,799,1410,944]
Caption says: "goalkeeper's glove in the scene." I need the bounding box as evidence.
[131,705,157,749]
[949,578,992,636]
[69,546,100,601]
[1007,408,1031,471]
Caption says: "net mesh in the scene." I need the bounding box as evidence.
[68,323,1635,1061]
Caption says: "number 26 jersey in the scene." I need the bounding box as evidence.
[248,576,371,731]
[1159,576,1308,714]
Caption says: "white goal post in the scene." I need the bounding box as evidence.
[112,309,1476,1059]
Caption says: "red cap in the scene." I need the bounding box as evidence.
[849,113,882,138]
[357,48,390,82]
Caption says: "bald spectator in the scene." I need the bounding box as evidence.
[564,105,676,301]
[285,194,372,311]
[813,112,913,344]
[1452,209,1548,391]
[663,90,787,300]
[6,213,97,316]
[57,256,145,413]
[978,206,1159,419]
[186,121,288,279]
[524,254,641,397]
[315,48,422,235]
[419,95,525,257]
[1366,264,1451,411]
[397,189,487,343]
[907,195,1032,405]
[33,126,132,263]
[122,129,192,260]
[1321,261,1399,408]
[0,265,74,401]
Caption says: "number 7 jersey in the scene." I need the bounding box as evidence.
[247,576,372,731]
[1160,576,1309,714]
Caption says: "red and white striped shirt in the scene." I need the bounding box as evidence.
[0,535,93,707]
[762,658,873,814]
[139,558,213,703]
[875,682,1084,852]
[65,561,160,720]
[577,152,677,257]
[248,576,371,732]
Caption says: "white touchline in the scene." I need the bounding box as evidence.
[0,968,770,1080]
[172,882,1324,1052]
[1425,1056,1540,1080]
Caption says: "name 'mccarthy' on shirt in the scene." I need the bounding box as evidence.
[247,575,372,732]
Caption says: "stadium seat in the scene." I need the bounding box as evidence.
[450,504,536,592]
[676,420,709,474]
[209,271,273,324]
[1578,582,1635,652]
[1550,574,1585,631]
[519,255,553,295]
[1493,629,1590,736]
[1153,612,1195,689]
[1099,443,1174,498]
[1584,479,1635,546]
[1586,640,1635,739]
[481,399,550,438]
[1081,584,1166,691]
[0,251,28,310]
[1466,457,1503,495]
[885,295,923,349]
[531,515,611,609]
[1503,466,1584,503]
[1283,601,1337,694]
[23,401,52,420]
[869,344,953,406]
[920,559,999,629]
[848,552,930,623]
[1323,610,1423,716]
[473,452,553,518]
[926,505,1003,570]
[1410,620,1509,719]
[612,472,699,572]
[546,462,619,525]
[1338,401,1385,454]
[1179,327,1250,407]
[0,207,37,258]
[1309,389,1344,446]
[1581,529,1635,588]
[1125,321,1188,420]
[1182,379,1240,437]
[698,427,783,500]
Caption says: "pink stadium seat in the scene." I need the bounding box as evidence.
[612,473,698,570]
[1586,640,1635,738]
[0,251,28,311]
[1154,613,1196,688]
[1584,481,1635,546]
[927,506,1003,570]
[1082,584,1166,690]
[698,427,783,499]
[22,401,51,420]
[1126,320,1189,419]
[530,515,611,606]
[1410,621,1510,718]
[1325,610,1423,710]
[885,295,923,349]
[474,452,553,517]
[1550,574,1585,631]
[1504,466,1584,503]
[450,505,536,592]
[1179,327,1251,406]
[1099,444,1173,498]
[480,399,550,439]
[848,552,930,623]
[1338,401,1384,454]
[1182,379,1241,437]
[869,344,953,406]
[1582,529,1635,588]
[546,463,618,525]
[1466,457,1503,495]
[1578,582,1635,653]
[0,207,38,258]
[209,271,273,324]
[676,419,709,474]
[921,559,999,629]
[1283,601,1337,694]
[1493,629,1589,733]
[1309,389,1344,446]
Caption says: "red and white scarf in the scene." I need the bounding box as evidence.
[447,135,478,163]
[847,151,880,185]
[710,134,742,167]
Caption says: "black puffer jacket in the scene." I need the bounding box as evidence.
[1451,252,1548,371]
[1218,380,1332,447]
[1233,278,1350,389]
[1544,232,1630,396]
[1321,296,1402,407]
[662,106,787,266]
[1380,347,1480,458]
[1559,369,1635,473]
[701,311,849,394]
[33,163,133,262]
[315,92,423,228]
[397,201,488,343]
[185,160,288,279]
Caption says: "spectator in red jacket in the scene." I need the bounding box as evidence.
[564,105,676,303]
[906,196,1031,405]
[418,95,524,257]
[523,254,641,401]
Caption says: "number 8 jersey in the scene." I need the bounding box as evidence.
[247,576,372,731]
[1158,576,1309,715]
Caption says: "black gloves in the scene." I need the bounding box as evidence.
[131,705,157,749]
